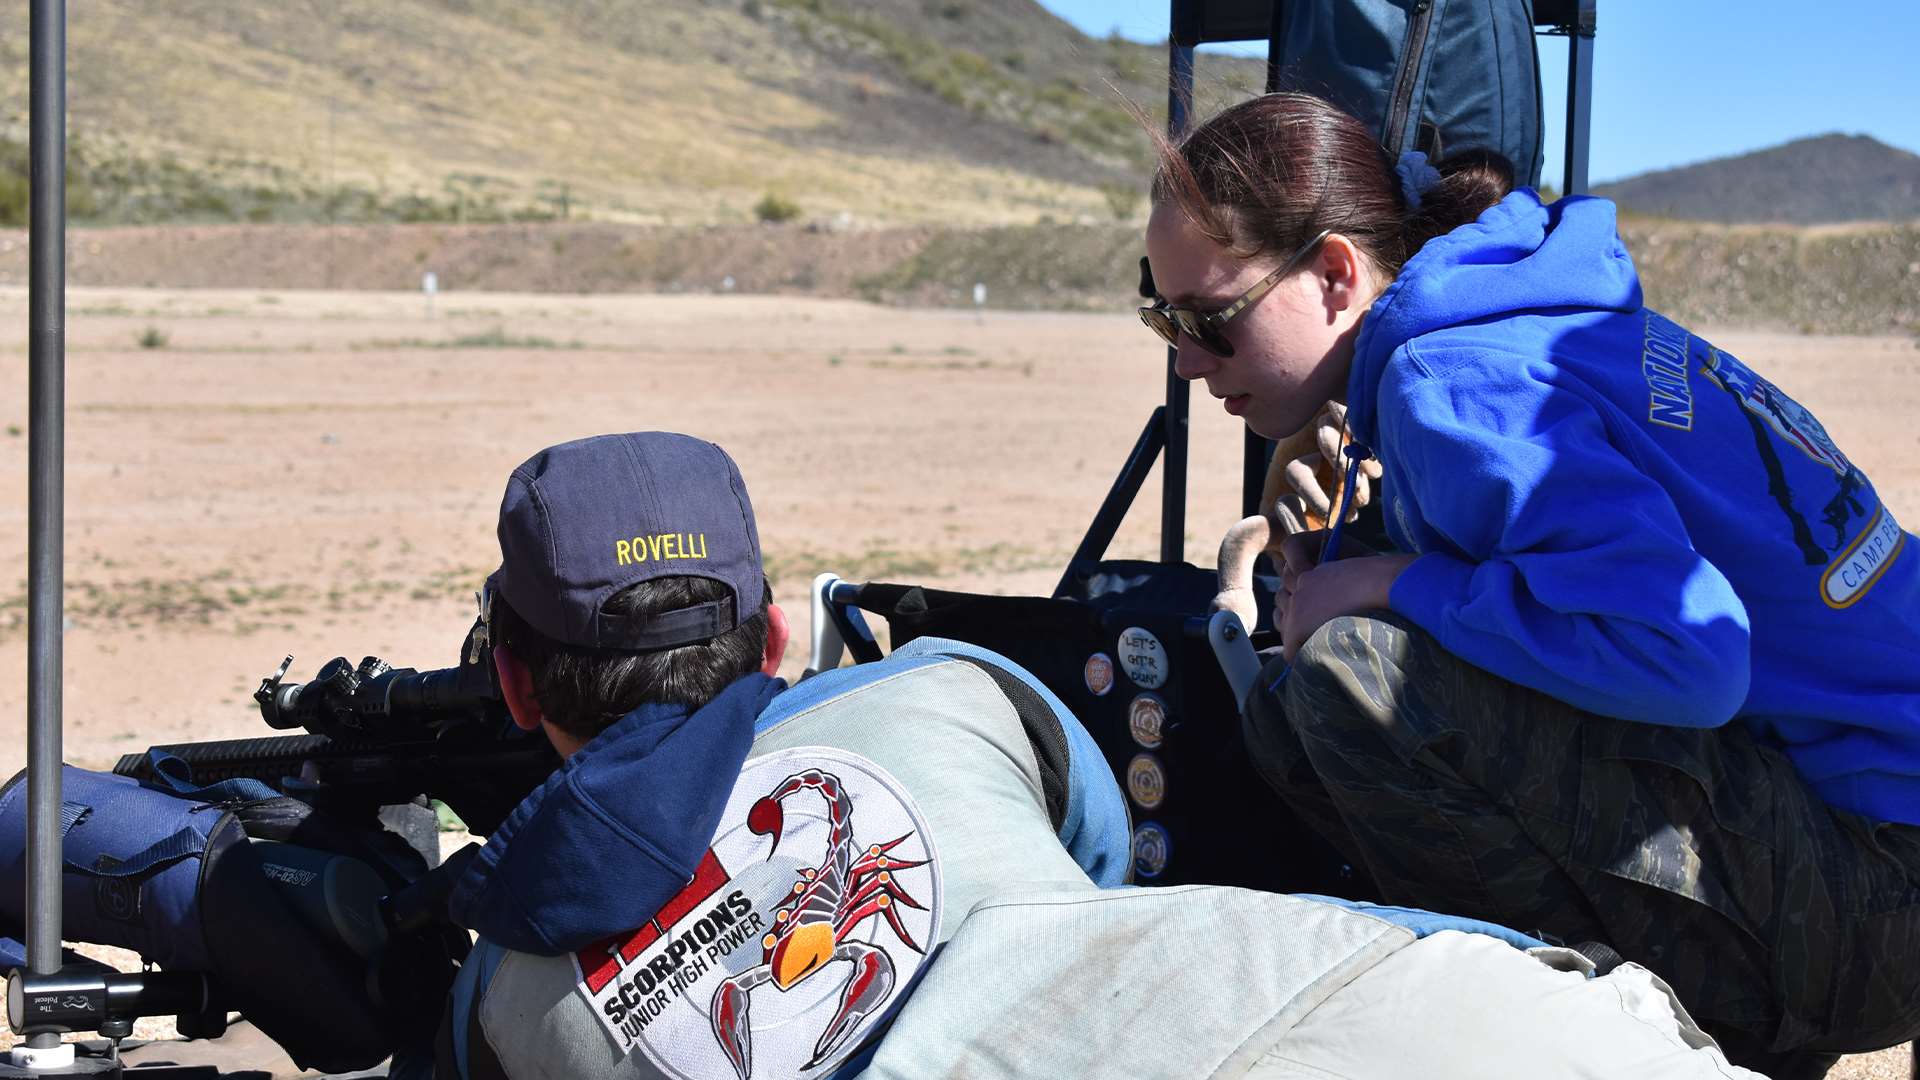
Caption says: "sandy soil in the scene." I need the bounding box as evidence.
[1,288,1916,1075]
[0,286,1233,765]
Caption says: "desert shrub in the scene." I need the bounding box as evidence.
[137,326,168,349]
[0,137,100,225]
[1099,182,1142,221]
[754,192,802,224]
[0,172,26,227]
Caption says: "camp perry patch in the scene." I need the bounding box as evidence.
[571,746,941,1080]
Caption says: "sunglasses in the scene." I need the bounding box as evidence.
[1138,229,1332,359]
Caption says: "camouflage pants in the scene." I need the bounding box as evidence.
[1243,613,1920,1080]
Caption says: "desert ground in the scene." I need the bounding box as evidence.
[1,287,1917,1076]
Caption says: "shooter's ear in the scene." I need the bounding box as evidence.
[493,644,545,733]
[761,603,790,678]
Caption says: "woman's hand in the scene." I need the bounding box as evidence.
[1274,528,1368,633]
[1278,553,1418,662]
[1274,529,1376,600]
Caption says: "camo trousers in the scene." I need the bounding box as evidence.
[1243,613,1920,1080]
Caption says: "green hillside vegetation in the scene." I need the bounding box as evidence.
[1,2,1909,234]
[1,1,1909,335]
[0,0,1261,227]
[0,135,575,227]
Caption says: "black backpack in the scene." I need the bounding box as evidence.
[1265,0,1546,186]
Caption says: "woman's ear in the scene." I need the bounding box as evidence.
[493,643,545,733]
[1314,234,1375,315]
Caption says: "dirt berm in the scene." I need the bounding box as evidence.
[8,218,1917,336]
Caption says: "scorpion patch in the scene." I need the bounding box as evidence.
[570,746,941,1079]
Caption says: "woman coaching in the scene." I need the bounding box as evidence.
[1140,91,1920,1078]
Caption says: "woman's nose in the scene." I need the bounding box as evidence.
[1172,340,1217,381]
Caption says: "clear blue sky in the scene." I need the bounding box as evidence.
[1036,0,1920,187]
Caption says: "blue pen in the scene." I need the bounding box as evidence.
[1272,443,1374,693]
[1319,443,1375,565]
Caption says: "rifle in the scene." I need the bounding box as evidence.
[6,623,540,1067]
[110,620,557,838]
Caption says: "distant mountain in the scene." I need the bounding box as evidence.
[1597,134,1920,224]
[0,0,1263,227]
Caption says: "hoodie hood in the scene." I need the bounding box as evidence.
[449,672,784,955]
[1346,191,1642,447]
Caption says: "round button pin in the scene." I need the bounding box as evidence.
[1128,693,1167,749]
[1126,753,1167,811]
[1117,626,1168,689]
[1083,652,1115,697]
[1132,822,1171,880]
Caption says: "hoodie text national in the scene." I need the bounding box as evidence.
[1146,91,1920,1074]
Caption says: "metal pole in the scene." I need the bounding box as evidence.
[1562,0,1596,195]
[1160,40,1195,564]
[1055,408,1170,598]
[25,0,67,1049]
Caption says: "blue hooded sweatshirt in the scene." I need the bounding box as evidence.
[448,673,780,955]
[447,643,1134,955]
[1347,189,1920,825]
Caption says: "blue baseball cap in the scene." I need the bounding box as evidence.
[487,432,765,651]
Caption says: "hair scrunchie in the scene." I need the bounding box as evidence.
[1395,151,1442,212]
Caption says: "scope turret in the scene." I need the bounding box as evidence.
[255,650,499,742]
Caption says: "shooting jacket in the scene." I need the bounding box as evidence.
[439,638,1126,1080]
[438,639,1760,1080]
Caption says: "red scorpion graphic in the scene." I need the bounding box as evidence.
[708,768,927,1079]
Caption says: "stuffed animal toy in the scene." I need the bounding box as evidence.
[1211,400,1383,633]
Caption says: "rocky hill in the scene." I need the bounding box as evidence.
[0,0,1262,227]
[1597,134,1920,224]
[11,3,1911,231]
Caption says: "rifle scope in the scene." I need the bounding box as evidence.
[256,648,500,742]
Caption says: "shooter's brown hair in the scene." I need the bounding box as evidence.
[489,576,771,742]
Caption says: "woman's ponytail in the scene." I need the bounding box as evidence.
[1403,150,1515,252]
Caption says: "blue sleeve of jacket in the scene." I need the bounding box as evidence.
[1382,347,1751,726]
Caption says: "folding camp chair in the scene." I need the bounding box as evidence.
[807,569,1355,894]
